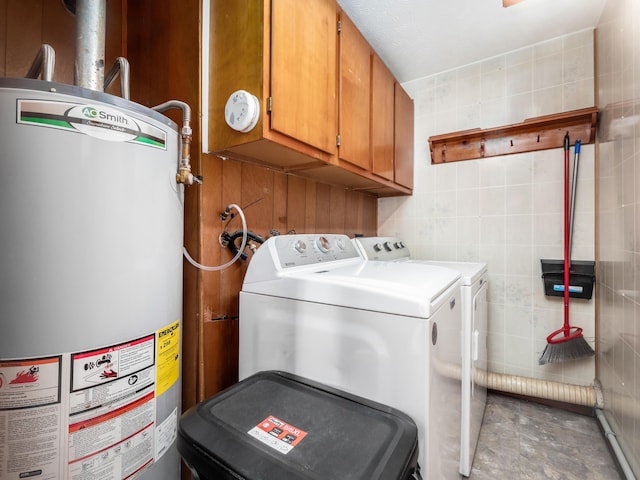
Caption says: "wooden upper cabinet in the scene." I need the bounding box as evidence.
[394,83,414,189]
[271,0,337,155]
[371,54,395,181]
[206,0,413,196]
[207,0,336,166]
[337,11,371,170]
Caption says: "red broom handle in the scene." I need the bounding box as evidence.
[563,133,570,336]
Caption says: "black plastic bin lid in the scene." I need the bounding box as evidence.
[178,371,420,480]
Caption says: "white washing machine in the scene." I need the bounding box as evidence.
[239,234,463,479]
[353,237,488,478]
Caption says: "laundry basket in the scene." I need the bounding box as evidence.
[177,370,421,480]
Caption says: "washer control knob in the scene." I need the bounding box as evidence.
[335,238,346,250]
[394,242,403,249]
[294,240,307,253]
[315,236,330,253]
[383,241,393,251]
[373,242,383,252]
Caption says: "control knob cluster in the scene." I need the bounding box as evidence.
[373,240,406,252]
[292,236,348,255]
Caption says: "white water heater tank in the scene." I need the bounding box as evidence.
[0,77,183,480]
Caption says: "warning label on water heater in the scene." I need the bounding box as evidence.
[0,356,63,480]
[0,325,180,480]
[156,320,180,397]
[0,356,61,410]
[68,334,158,480]
[17,99,167,149]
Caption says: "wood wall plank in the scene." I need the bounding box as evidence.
[304,179,317,232]
[272,172,288,234]
[201,155,224,267]
[363,194,378,235]
[2,0,124,85]
[242,162,274,235]
[127,0,199,116]
[219,160,245,320]
[200,154,224,323]
[6,0,42,78]
[202,318,239,399]
[315,183,331,232]
[105,0,124,63]
[126,0,162,106]
[103,0,125,95]
[0,0,7,76]
[221,160,243,231]
[41,0,75,84]
[329,186,346,233]
[286,175,307,233]
[344,190,363,237]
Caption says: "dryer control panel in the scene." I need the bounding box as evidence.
[353,236,411,261]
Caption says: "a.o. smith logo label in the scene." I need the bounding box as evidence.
[17,99,167,149]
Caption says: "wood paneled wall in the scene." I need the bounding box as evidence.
[2,0,378,414]
[196,155,378,399]
[0,0,124,86]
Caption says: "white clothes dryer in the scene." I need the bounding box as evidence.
[353,237,488,477]
[239,234,463,479]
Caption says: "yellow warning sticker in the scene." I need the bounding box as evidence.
[156,320,180,397]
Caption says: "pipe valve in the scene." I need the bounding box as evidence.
[151,100,200,186]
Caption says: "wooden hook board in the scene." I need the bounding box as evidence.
[428,106,598,164]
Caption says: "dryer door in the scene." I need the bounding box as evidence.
[469,281,488,463]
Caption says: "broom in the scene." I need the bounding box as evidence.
[539,133,595,365]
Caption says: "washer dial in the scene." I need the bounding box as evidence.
[294,240,307,253]
[315,236,331,253]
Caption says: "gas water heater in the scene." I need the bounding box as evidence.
[0,76,185,480]
[0,3,188,479]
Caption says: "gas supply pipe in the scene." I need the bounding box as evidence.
[151,100,201,186]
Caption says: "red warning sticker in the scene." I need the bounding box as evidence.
[248,416,308,454]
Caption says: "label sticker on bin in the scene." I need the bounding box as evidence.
[248,416,308,454]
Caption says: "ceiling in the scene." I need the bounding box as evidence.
[337,0,607,84]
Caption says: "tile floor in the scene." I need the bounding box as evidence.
[468,393,621,480]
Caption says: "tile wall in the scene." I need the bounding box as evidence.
[379,30,597,385]
[596,0,640,473]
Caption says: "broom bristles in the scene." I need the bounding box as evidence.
[538,335,595,365]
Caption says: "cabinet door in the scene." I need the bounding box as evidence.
[371,54,394,181]
[271,0,337,155]
[338,12,371,170]
[394,83,414,189]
